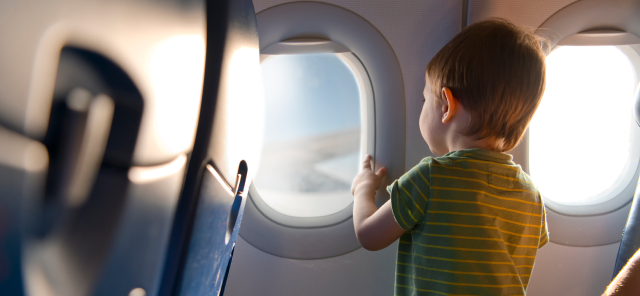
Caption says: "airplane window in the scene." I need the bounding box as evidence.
[254,53,361,217]
[530,46,639,206]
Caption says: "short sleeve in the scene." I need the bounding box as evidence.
[387,160,431,231]
[538,203,549,249]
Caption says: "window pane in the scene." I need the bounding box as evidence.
[529,46,637,206]
[255,54,361,217]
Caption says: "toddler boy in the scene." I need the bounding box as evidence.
[351,18,548,295]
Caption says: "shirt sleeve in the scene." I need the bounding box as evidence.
[539,203,549,249]
[387,160,431,231]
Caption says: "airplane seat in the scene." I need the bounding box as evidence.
[613,84,640,278]
[154,0,263,294]
[0,0,262,296]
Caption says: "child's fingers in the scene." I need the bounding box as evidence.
[361,155,372,171]
[376,167,387,178]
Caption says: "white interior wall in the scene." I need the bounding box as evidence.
[468,0,579,28]
[226,237,398,295]
[527,242,619,296]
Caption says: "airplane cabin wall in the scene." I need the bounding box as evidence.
[467,0,578,28]
[226,1,624,296]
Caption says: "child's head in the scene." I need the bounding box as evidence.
[423,18,546,153]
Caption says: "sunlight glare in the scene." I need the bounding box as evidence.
[529,46,637,206]
[224,47,265,182]
[148,35,205,155]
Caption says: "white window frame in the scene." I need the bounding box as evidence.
[531,45,640,216]
[529,0,640,246]
[238,2,406,259]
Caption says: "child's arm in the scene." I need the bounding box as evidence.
[351,155,405,251]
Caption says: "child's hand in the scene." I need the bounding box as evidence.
[351,155,387,197]
[351,155,403,251]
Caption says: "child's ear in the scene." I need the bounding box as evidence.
[441,87,457,123]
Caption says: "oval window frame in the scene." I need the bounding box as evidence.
[531,45,640,216]
[531,0,640,247]
[239,2,406,259]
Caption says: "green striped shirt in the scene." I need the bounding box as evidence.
[388,149,548,296]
